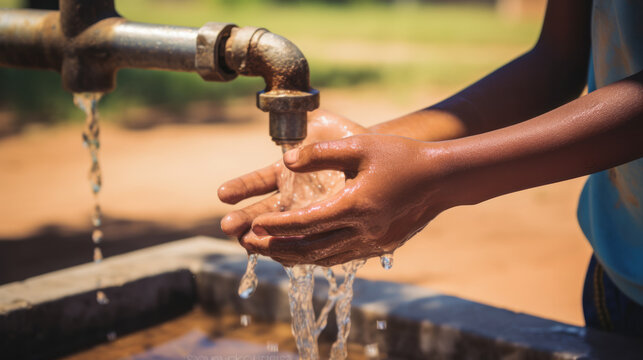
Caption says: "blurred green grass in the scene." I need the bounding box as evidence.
[0,0,540,124]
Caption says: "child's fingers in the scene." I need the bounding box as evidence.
[218,162,280,204]
[220,194,280,237]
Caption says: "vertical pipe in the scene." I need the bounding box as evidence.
[59,0,117,37]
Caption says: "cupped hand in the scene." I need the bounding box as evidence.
[217,109,368,246]
[242,134,456,266]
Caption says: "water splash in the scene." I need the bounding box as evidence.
[329,259,366,360]
[236,140,364,359]
[284,264,318,359]
[238,253,259,299]
[276,142,368,360]
[379,253,394,270]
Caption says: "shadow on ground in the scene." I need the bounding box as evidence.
[0,216,230,285]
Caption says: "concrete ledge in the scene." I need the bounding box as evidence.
[2,236,642,359]
[0,236,234,359]
[196,242,643,360]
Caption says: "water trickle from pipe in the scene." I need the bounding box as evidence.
[74,92,109,306]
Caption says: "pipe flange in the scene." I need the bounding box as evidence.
[196,22,238,82]
[257,89,320,113]
[224,26,267,75]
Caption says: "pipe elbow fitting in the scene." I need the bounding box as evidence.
[224,26,319,112]
[225,27,309,92]
[224,27,319,144]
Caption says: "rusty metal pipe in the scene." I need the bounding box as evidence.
[103,21,199,72]
[0,9,235,91]
[0,10,63,71]
[0,2,318,144]
[225,27,319,144]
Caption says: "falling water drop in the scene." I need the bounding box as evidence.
[92,229,103,244]
[364,343,379,358]
[96,290,109,305]
[106,331,117,341]
[82,132,90,148]
[238,253,259,299]
[379,253,393,270]
[90,174,102,194]
[376,320,387,330]
[93,247,103,263]
[91,206,102,227]
[266,342,279,353]
[240,314,251,327]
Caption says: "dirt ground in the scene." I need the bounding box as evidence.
[0,88,592,326]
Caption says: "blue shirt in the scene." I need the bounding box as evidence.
[577,0,643,306]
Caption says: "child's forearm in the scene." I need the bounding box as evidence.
[371,1,592,142]
[437,71,643,207]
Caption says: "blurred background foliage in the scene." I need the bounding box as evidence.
[0,0,541,128]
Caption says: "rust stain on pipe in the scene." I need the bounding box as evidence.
[224,26,319,144]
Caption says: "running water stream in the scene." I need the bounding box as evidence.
[238,142,365,359]
[74,93,108,305]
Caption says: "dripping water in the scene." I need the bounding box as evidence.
[74,92,108,306]
[236,140,367,359]
[238,253,259,299]
[380,253,394,270]
[277,142,365,360]
[240,314,251,327]
[364,343,379,359]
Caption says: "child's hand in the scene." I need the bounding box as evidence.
[217,110,368,245]
[240,134,455,266]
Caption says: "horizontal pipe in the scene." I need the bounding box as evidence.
[109,22,198,72]
[0,8,319,135]
[0,10,199,74]
[0,9,63,71]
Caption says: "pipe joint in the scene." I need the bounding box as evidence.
[196,22,237,82]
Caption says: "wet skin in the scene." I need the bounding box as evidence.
[218,1,643,266]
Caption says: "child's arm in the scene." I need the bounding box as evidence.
[246,71,643,266]
[371,0,592,141]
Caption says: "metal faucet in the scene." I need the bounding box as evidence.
[0,0,319,144]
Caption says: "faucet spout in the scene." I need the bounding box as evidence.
[225,27,319,145]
